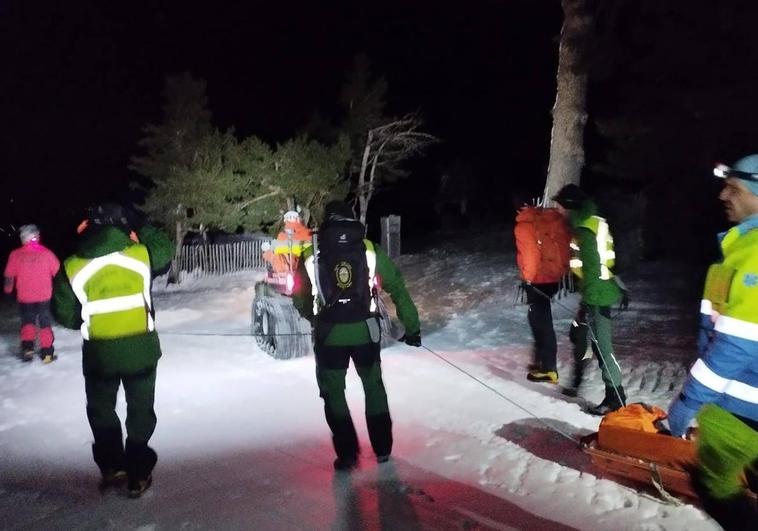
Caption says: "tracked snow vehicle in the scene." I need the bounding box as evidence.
[251,219,395,360]
[252,222,314,359]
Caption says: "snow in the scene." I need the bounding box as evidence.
[0,234,721,530]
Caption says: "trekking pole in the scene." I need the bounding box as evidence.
[529,284,626,408]
[582,309,626,408]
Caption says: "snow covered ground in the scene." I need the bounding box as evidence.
[0,231,722,530]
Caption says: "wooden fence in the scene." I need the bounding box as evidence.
[178,240,267,276]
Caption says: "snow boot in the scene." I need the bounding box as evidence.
[41,347,56,364]
[366,412,393,460]
[20,341,35,362]
[527,370,559,384]
[587,386,626,416]
[98,469,127,492]
[376,454,391,464]
[125,440,157,497]
[333,455,358,471]
[92,431,125,481]
[127,474,153,498]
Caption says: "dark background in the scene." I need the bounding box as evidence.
[2,0,757,264]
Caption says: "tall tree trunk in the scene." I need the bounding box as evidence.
[168,219,186,284]
[357,130,373,226]
[543,0,594,204]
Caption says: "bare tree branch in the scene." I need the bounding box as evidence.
[355,113,439,225]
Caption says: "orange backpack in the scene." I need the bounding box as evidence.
[514,206,571,284]
[600,403,668,433]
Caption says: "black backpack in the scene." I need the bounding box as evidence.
[316,218,372,323]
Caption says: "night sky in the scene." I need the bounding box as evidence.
[2,1,757,260]
[0,1,559,239]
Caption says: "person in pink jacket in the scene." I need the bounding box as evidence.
[3,224,60,362]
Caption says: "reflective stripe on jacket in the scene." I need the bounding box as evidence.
[64,245,153,340]
[303,240,377,316]
[569,215,616,280]
[686,215,758,423]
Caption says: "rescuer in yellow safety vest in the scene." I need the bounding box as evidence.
[52,203,173,498]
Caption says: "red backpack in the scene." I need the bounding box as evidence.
[514,206,571,284]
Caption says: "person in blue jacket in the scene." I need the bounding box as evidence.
[668,155,758,528]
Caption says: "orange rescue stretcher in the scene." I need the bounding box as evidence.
[580,404,757,503]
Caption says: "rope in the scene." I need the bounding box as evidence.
[420,344,580,446]
[649,463,685,506]
[160,330,310,337]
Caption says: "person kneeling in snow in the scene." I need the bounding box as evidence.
[52,204,172,497]
[668,156,758,528]
[293,201,421,471]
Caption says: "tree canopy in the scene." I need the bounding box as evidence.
[130,73,350,236]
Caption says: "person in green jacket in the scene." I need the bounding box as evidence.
[52,203,173,497]
[293,201,421,471]
[552,185,627,415]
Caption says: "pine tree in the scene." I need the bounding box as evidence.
[237,135,350,229]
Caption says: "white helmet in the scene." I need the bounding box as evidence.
[19,224,40,244]
[283,210,300,223]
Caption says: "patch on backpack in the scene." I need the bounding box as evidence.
[744,273,758,288]
[334,261,353,289]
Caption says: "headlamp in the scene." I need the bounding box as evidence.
[713,162,758,182]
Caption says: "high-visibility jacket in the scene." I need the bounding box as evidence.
[273,221,312,257]
[52,225,171,377]
[679,214,758,425]
[567,200,622,307]
[569,215,616,280]
[64,245,154,340]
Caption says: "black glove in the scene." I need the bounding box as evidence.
[619,291,630,311]
[613,276,630,311]
[400,332,422,347]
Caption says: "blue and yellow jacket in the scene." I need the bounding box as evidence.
[669,214,758,434]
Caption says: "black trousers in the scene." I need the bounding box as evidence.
[525,283,559,372]
[85,366,158,480]
[314,341,392,460]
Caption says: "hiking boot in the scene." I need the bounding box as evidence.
[21,350,35,362]
[42,354,57,364]
[587,386,626,416]
[376,454,391,464]
[562,387,579,398]
[127,475,152,498]
[586,400,617,416]
[98,469,127,492]
[527,370,559,384]
[333,456,358,471]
